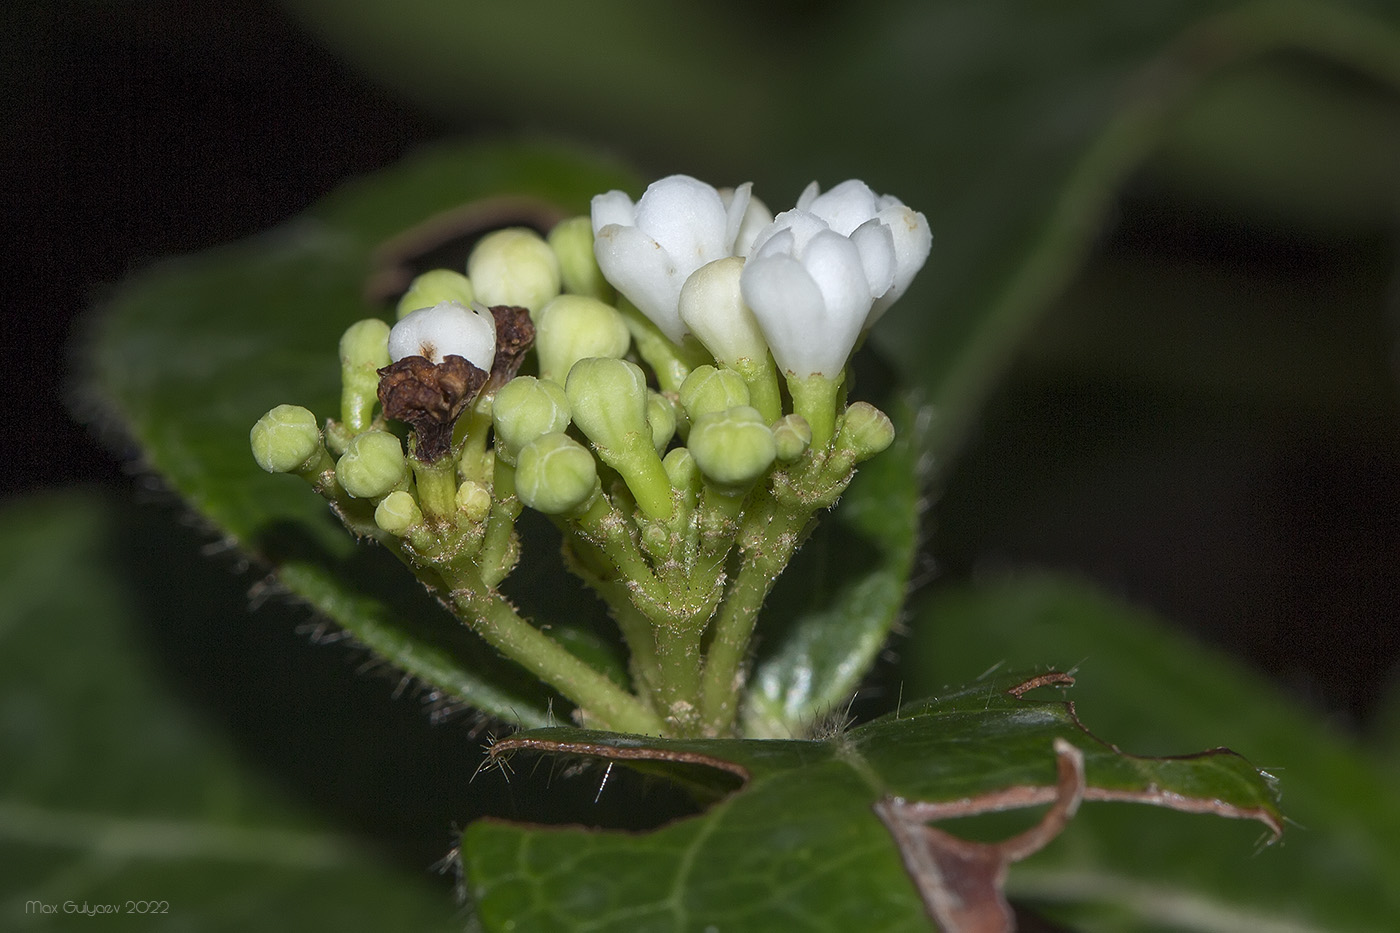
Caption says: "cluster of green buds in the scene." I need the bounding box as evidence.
[251,175,930,738]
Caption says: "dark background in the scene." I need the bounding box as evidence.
[6,0,1400,876]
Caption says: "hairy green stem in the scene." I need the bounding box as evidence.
[698,501,810,735]
[444,564,664,734]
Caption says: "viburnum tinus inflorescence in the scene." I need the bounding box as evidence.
[250,175,931,737]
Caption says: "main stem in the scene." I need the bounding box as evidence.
[697,500,810,735]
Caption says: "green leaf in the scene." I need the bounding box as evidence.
[0,491,460,931]
[84,140,642,728]
[741,384,930,738]
[460,671,1278,932]
[902,573,1400,931]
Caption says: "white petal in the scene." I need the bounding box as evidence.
[719,182,753,253]
[633,175,730,275]
[751,209,829,259]
[590,190,636,234]
[389,301,496,370]
[679,257,768,365]
[804,179,880,236]
[868,204,932,322]
[733,192,773,258]
[593,223,687,342]
[795,180,821,212]
[742,254,829,377]
[849,218,896,301]
[800,229,872,373]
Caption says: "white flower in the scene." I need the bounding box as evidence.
[388,301,496,371]
[740,210,880,379]
[591,175,755,343]
[797,179,931,322]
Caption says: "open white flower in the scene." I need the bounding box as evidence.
[388,300,496,371]
[591,175,755,343]
[741,209,891,380]
[797,179,932,322]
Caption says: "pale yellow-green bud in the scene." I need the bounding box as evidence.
[662,447,702,505]
[835,402,895,464]
[515,433,599,515]
[375,490,423,536]
[534,294,630,383]
[395,269,475,321]
[688,406,777,487]
[646,391,677,453]
[456,480,493,523]
[339,319,392,433]
[336,430,410,499]
[679,365,749,421]
[467,227,561,314]
[251,404,323,474]
[548,216,612,301]
[565,357,673,520]
[566,357,650,454]
[772,414,813,463]
[491,376,571,464]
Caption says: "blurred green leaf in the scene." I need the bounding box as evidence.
[462,671,1278,931]
[0,491,460,932]
[904,573,1400,931]
[85,140,642,728]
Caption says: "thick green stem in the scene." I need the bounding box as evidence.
[652,621,706,736]
[698,501,809,735]
[410,451,458,521]
[444,564,664,734]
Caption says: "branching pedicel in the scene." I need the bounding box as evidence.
[249,176,931,738]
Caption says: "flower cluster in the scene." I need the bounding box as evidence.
[249,174,929,738]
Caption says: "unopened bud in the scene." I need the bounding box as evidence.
[456,480,493,523]
[492,376,571,463]
[548,216,612,301]
[772,414,812,463]
[251,404,323,474]
[515,433,598,515]
[834,402,895,463]
[678,257,768,368]
[375,490,423,536]
[396,269,475,321]
[662,447,702,505]
[339,319,392,433]
[688,406,777,487]
[534,294,630,383]
[467,228,561,314]
[566,357,673,520]
[336,430,410,499]
[646,391,677,453]
[679,365,749,421]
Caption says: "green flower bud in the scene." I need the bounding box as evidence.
[339,319,392,433]
[662,447,702,504]
[467,227,561,314]
[375,490,422,536]
[515,432,598,515]
[688,406,777,487]
[395,269,475,321]
[534,294,631,383]
[679,365,749,421]
[456,480,493,523]
[646,391,677,453]
[492,376,571,463]
[251,404,323,474]
[772,414,812,463]
[548,216,612,301]
[835,402,895,464]
[336,430,410,499]
[566,357,673,520]
[566,357,650,453]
